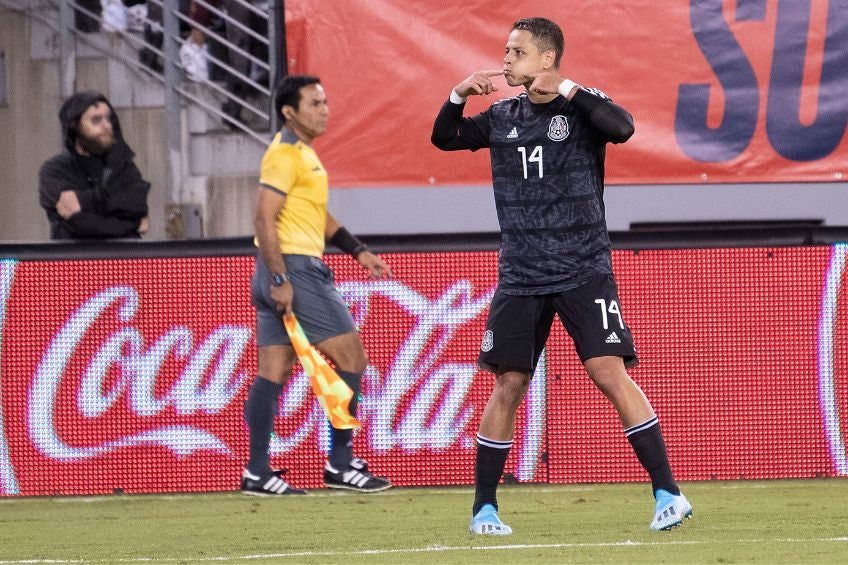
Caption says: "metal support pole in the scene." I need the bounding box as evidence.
[268,0,286,133]
[58,0,76,97]
[164,0,183,205]
[163,0,190,238]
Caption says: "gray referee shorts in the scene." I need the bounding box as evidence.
[251,254,356,347]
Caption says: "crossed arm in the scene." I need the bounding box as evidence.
[38,164,147,238]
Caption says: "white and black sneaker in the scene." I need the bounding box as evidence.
[240,469,307,496]
[323,459,392,493]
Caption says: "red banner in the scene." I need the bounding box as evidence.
[1,245,847,496]
[283,0,847,186]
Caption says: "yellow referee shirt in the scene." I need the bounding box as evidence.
[258,128,328,257]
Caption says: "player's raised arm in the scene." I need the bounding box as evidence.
[431,71,501,151]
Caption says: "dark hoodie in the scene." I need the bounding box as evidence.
[38,91,151,240]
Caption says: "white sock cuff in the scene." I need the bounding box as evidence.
[476,434,513,449]
[624,416,659,437]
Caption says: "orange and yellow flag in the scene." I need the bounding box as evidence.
[282,314,361,430]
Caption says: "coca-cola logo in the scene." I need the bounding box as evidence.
[4,248,844,496]
[818,243,848,475]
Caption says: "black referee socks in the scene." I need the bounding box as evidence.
[329,370,362,470]
[244,376,283,475]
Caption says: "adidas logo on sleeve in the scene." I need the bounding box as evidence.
[605,332,621,344]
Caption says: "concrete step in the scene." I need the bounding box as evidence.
[107,38,165,108]
[189,130,267,176]
[29,5,120,61]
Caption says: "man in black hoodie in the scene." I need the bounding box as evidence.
[39,91,151,240]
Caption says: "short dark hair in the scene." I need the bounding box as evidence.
[274,75,321,119]
[512,17,564,68]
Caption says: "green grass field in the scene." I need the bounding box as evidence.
[1,479,846,564]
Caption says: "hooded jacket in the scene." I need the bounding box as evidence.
[38,91,151,240]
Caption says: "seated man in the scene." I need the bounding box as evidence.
[39,91,150,240]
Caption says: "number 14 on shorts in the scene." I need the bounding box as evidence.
[595,298,623,330]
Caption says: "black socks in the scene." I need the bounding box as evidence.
[244,376,283,476]
[473,434,513,515]
[626,416,680,496]
[329,370,362,470]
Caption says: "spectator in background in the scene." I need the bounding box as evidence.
[39,91,150,240]
[137,0,269,127]
[179,0,269,126]
[139,0,192,73]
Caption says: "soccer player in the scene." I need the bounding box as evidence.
[431,17,692,533]
[243,74,392,495]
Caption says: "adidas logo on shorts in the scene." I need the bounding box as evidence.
[605,332,621,344]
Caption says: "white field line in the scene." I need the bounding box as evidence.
[0,537,847,564]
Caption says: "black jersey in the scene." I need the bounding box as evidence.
[432,88,634,295]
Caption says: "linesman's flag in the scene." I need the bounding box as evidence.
[283,314,361,430]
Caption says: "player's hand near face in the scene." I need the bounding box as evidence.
[271,281,294,315]
[528,72,564,96]
[454,70,504,98]
[528,72,578,99]
[357,251,393,279]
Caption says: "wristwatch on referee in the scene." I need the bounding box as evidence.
[271,272,289,286]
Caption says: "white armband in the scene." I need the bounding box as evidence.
[558,79,580,98]
[449,90,468,105]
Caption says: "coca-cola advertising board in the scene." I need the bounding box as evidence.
[0,246,846,496]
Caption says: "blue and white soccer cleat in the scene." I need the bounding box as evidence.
[469,503,513,535]
[650,489,693,531]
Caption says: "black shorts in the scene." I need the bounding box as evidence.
[478,273,638,375]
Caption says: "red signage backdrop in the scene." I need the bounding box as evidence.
[0,245,847,496]
[283,0,847,186]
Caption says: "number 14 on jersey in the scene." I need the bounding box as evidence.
[517,145,543,179]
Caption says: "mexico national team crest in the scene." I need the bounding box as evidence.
[481,330,494,352]
[547,115,570,141]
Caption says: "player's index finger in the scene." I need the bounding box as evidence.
[482,70,504,77]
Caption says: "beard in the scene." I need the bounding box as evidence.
[76,131,115,155]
